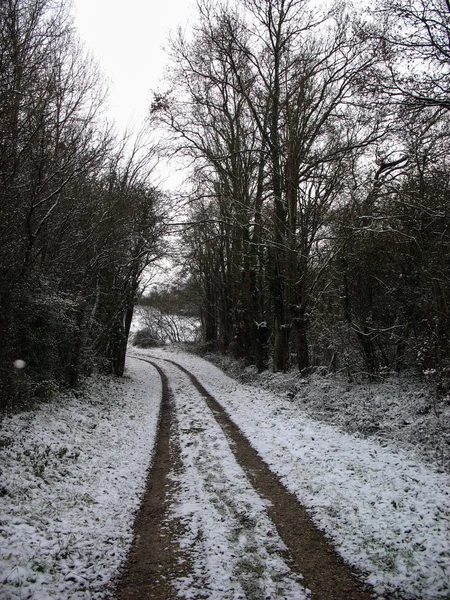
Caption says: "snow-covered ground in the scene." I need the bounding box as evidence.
[0,359,161,599]
[206,354,450,474]
[161,359,308,599]
[1,343,449,600]
[143,347,450,600]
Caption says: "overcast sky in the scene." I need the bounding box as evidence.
[73,0,196,132]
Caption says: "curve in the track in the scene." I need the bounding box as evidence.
[130,354,376,600]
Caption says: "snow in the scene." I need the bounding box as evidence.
[0,359,161,599]
[229,364,450,472]
[142,347,450,600]
[131,306,201,344]
[161,359,308,599]
[1,342,450,599]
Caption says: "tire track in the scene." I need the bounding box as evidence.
[115,360,189,600]
[151,355,375,600]
[155,356,308,599]
[119,354,376,599]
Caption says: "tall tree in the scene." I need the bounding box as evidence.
[365,0,450,112]
[0,0,165,409]
[159,0,381,372]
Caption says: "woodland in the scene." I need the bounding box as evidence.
[0,0,166,409]
[2,0,450,410]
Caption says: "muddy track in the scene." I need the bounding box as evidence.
[116,355,375,600]
[115,361,185,600]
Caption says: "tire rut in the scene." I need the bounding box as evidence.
[117,354,376,600]
[159,357,375,600]
[115,360,188,600]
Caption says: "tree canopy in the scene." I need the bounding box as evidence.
[0,0,166,410]
[153,0,450,393]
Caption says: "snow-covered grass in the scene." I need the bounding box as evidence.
[0,359,161,600]
[208,355,450,473]
[3,341,450,600]
[144,347,450,600]
[162,360,309,599]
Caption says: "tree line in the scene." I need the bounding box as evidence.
[0,0,165,411]
[3,0,449,411]
[153,0,450,391]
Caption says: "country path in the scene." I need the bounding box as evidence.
[115,354,375,600]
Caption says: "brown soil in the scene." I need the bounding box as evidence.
[115,356,378,600]
[115,361,188,600]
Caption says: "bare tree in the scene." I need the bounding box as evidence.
[0,0,166,408]
[364,0,450,112]
[160,0,381,371]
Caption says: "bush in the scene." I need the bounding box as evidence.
[132,328,164,348]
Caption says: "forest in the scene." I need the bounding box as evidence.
[153,0,450,389]
[1,0,450,410]
[0,0,166,410]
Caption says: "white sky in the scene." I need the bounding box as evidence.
[73,0,196,133]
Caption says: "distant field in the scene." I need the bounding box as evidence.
[131,306,201,345]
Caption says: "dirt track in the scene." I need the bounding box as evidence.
[115,356,376,600]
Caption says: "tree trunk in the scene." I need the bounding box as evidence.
[293,311,309,373]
